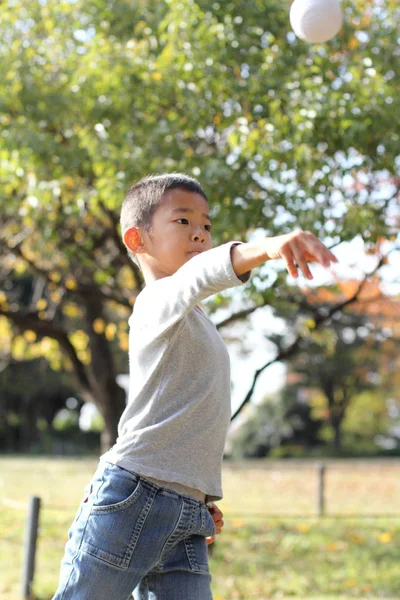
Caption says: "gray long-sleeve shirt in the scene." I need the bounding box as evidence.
[101,242,251,501]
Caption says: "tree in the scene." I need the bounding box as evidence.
[1,0,399,451]
[288,318,380,450]
[230,389,324,459]
[276,278,400,450]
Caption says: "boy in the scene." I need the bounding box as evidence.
[53,173,337,600]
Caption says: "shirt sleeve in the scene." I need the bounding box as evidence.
[132,242,251,334]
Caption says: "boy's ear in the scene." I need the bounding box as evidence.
[124,228,145,253]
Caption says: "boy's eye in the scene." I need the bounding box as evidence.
[176,219,212,231]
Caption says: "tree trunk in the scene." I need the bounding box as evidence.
[333,421,342,451]
[80,290,128,453]
[98,383,127,454]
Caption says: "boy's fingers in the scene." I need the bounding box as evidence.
[301,232,338,266]
[208,503,222,516]
[281,248,298,278]
[303,239,338,269]
[206,536,215,545]
[311,239,338,266]
[213,519,224,532]
[292,245,313,280]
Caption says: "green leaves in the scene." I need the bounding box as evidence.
[0,0,398,366]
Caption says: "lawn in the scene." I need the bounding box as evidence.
[1,456,400,599]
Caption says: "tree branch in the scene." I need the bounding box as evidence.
[231,253,389,421]
[216,279,280,329]
[0,238,132,309]
[0,308,92,396]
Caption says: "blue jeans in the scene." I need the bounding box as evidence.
[53,461,216,600]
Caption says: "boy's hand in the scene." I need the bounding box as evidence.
[206,503,224,545]
[264,231,338,280]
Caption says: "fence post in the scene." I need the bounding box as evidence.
[22,495,41,599]
[317,463,326,517]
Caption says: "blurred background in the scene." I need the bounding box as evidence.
[1,0,399,598]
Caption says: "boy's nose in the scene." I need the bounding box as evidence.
[191,231,205,242]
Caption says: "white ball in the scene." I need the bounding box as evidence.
[290,0,343,44]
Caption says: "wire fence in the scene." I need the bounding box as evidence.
[2,458,400,518]
[220,459,400,519]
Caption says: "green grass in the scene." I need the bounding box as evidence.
[1,456,400,599]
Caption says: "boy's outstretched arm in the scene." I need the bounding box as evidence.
[231,230,338,280]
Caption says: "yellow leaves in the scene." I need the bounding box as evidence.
[63,176,75,189]
[0,292,8,308]
[12,336,26,360]
[348,37,360,50]
[151,72,162,81]
[361,15,371,27]
[92,320,118,341]
[92,319,105,334]
[69,330,89,351]
[63,303,83,318]
[40,337,54,353]
[92,319,120,341]
[14,259,27,276]
[119,332,129,352]
[296,523,311,533]
[65,276,77,290]
[50,290,63,304]
[378,532,392,544]
[0,316,12,353]
[117,266,136,291]
[118,320,128,331]
[49,271,62,283]
[22,336,61,370]
[36,299,47,311]
[24,330,37,343]
[17,332,58,362]
[105,323,117,340]
[78,349,91,365]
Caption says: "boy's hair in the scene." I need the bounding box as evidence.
[120,173,208,268]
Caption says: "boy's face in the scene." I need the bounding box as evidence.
[124,189,213,281]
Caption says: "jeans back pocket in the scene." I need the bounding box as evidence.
[81,464,156,569]
[92,464,141,513]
